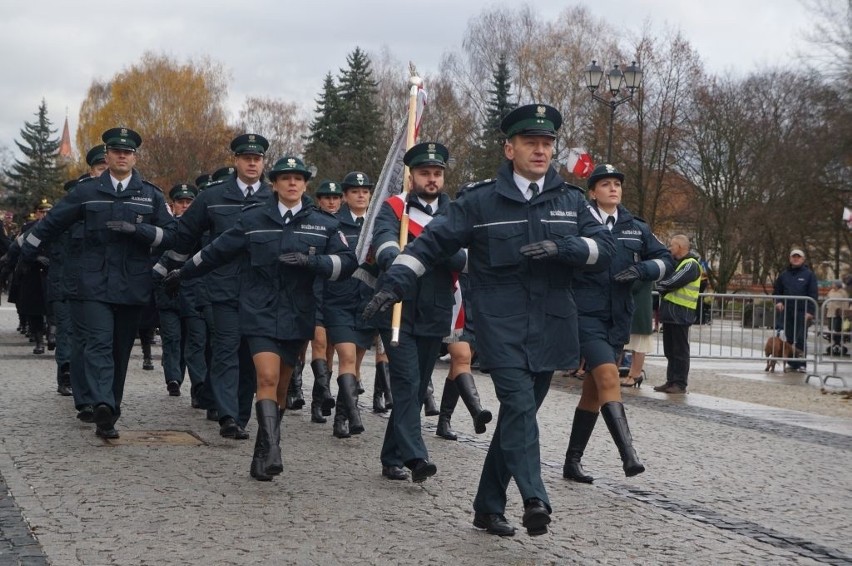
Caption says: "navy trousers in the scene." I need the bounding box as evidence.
[210,302,256,427]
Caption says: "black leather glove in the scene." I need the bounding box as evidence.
[613,265,641,283]
[519,240,558,259]
[278,252,317,269]
[162,269,183,297]
[106,220,137,234]
[35,255,50,268]
[362,288,402,320]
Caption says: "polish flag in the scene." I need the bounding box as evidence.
[566,148,594,178]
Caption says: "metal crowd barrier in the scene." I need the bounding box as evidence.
[644,293,845,385]
[813,298,852,387]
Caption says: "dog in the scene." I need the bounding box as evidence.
[764,336,804,372]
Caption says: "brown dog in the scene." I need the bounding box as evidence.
[764,336,804,372]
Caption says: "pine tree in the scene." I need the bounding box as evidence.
[337,47,381,155]
[473,54,516,179]
[305,72,342,152]
[2,99,66,216]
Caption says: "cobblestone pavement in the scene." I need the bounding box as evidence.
[0,303,850,565]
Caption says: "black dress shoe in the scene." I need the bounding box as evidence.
[167,381,181,396]
[407,459,437,483]
[191,396,202,409]
[473,513,516,537]
[522,499,551,536]
[95,425,120,439]
[93,404,114,427]
[206,409,219,421]
[381,465,409,481]
[57,384,73,397]
[76,405,94,423]
[219,417,249,439]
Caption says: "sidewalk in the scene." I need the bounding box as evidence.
[0,303,850,565]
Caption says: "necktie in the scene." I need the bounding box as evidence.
[424,204,433,215]
[116,182,123,193]
[356,217,364,227]
[283,210,293,224]
[246,185,254,198]
[529,182,539,198]
[606,215,615,230]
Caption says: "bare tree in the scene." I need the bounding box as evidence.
[238,96,308,161]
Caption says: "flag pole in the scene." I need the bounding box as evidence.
[390,64,421,346]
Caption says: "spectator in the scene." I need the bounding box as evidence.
[825,280,849,354]
[773,248,818,372]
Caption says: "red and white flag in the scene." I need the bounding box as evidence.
[843,207,852,230]
[566,147,594,178]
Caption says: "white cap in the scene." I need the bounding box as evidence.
[790,248,805,257]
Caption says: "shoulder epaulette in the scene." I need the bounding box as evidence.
[633,215,648,224]
[316,208,336,218]
[458,178,494,196]
[562,182,585,193]
[204,179,226,190]
[142,180,163,193]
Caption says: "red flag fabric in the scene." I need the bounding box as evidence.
[566,148,594,178]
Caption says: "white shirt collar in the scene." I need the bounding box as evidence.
[512,173,546,201]
[277,201,302,220]
[417,196,438,213]
[236,177,258,197]
[350,211,365,223]
[110,174,131,191]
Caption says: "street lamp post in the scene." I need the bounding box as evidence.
[584,60,643,163]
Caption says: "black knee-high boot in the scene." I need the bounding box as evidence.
[453,373,492,434]
[286,361,305,410]
[377,361,393,409]
[250,399,281,481]
[423,378,439,416]
[310,359,335,420]
[562,408,598,483]
[373,366,387,413]
[337,373,363,434]
[436,378,460,440]
[601,402,645,477]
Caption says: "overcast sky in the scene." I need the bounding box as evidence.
[0,0,812,159]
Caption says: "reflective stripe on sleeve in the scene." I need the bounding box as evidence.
[581,237,599,265]
[652,259,667,280]
[393,254,426,277]
[153,263,168,277]
[25,233,41,247]
[191,251,203,266]
[376,240,400,259]
[151,226,164,247]
[329,255,342,280]
[167,250,189,262]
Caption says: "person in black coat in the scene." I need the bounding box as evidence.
[164,156,356,481]
[773,248,819,371]
[562,164,673,485]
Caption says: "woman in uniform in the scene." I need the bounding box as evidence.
[562,164,673,484]
[164,156,356,481]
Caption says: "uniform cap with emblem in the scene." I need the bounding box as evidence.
[403,142,449,169]
[36,198,53,211]
[315,180,343,197]
[212,166,235,181]
[587,163,625,190]
[500,104,562,139]
[268,156,312,181]
[101,127,142,152]
[341,171,374,189]
[230,133,269,156]
[85,144,107,166]
[194,173,213,190]
[169,183,198,201]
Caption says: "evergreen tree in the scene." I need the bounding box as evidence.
[305,48,383,181]
[2,99,66,217]
[473,54,516,179]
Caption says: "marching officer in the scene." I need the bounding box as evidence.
[163,156,356,480]
[366,143,468,483]
[157,134,271,440]
[364,105,615,536]
[155,183,209,401]
[561,164,673,484]
[18,127,176,439]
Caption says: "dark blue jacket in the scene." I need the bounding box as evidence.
[19,169,175,306]
[774,263,819,316]
[372,192,467,337]
[374,161,615,371]
[322,203,376,330]
[574,204,674,345]
[164,175,271,304]
[181,194,356,341]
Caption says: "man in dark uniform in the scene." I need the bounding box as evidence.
[364,105,615,536]
[19,127,176,439]
[155,183,208,400]
[17,200,53,355]
[158,134,271,439]
[367,142,467,483]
